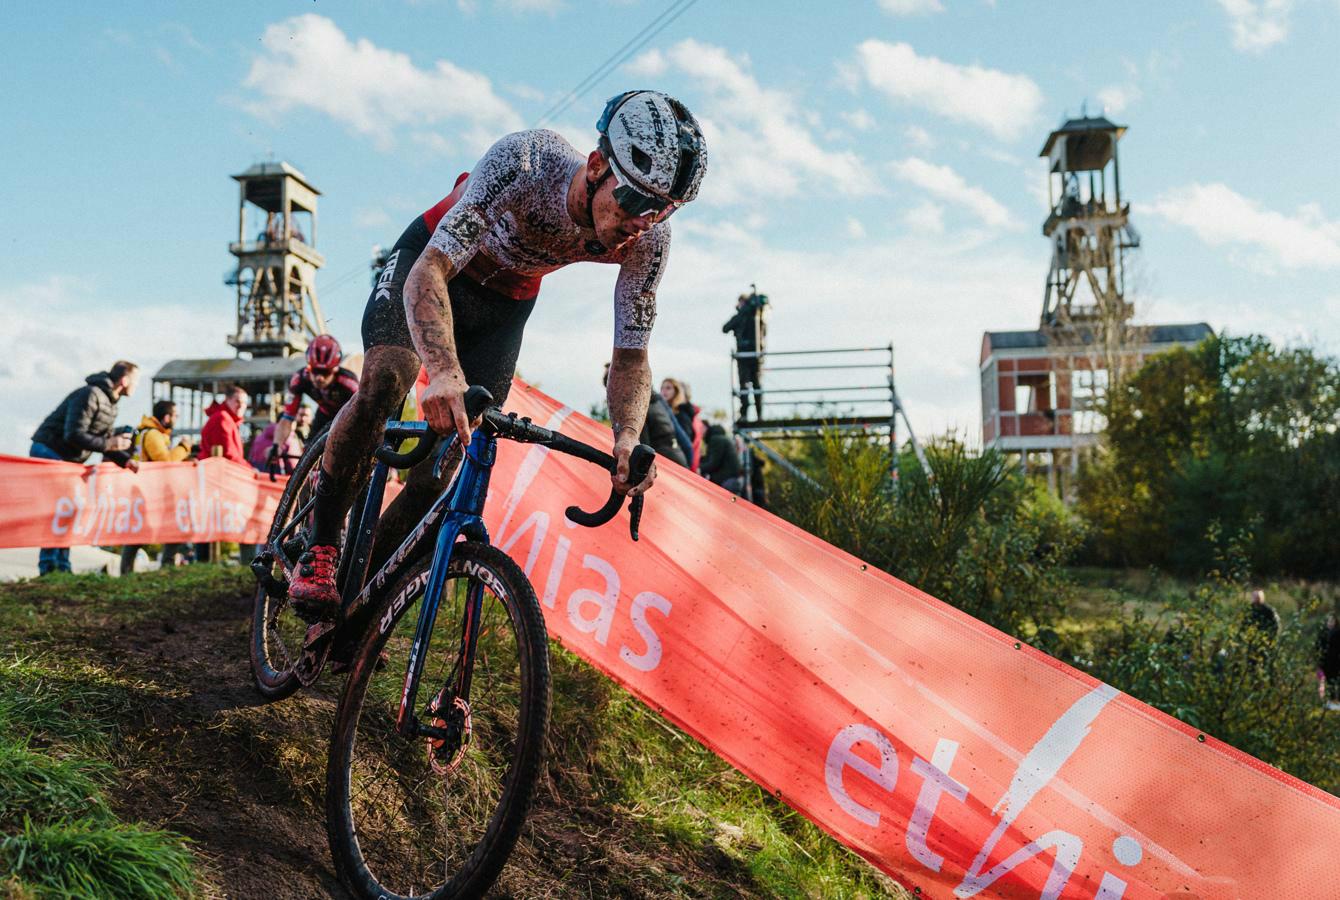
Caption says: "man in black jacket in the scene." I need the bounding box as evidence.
[722,288,767,422]
[30,361,140,574]
[699,422,743,494]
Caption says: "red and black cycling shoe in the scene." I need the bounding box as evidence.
[289,544,341,617]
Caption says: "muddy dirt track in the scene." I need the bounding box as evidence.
[39,575,778,899]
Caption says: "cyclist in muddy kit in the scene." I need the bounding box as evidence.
[288,90,709,614]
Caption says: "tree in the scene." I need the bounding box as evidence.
[1078,334,1340,576]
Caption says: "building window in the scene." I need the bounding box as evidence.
[1072,367,1109,434]
[1015,372,1055,415]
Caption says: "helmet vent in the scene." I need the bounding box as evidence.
[629,145,654,175]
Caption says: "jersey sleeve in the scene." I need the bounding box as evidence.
[426,131,532,270]
[612,223,670,350]
[281,372,304,419]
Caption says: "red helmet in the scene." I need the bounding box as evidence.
[306,334,342,373]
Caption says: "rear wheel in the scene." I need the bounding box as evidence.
[326,541,550,899]
[250,432,328,702]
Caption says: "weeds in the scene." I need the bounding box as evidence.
[0,818,195,900]
[0,575,208,898]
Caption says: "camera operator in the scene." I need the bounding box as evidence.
[723,286,768,421]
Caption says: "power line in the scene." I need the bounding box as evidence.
[534,0,689,126]
[534,0,700,128]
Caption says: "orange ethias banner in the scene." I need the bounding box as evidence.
[480,381,1340,899]
[0,455,285,546]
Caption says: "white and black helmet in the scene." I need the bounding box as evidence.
[596,90,707,216]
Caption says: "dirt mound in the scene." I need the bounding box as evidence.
[1,568,896,898]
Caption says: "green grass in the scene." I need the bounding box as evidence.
[0,654,144,748]
[546,646,908,899]
[0,570,219,898]
[0,565,908,897]
[0,818,195,900]
[0,566,252,638]
[0,740,109,829]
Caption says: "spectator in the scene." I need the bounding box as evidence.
[249,415,304,475]
[1239,588,1281,668]
[30,361,140,575]
[601,363,687,467]
[722,287,768,422]
[660,378,703,469]
[1316,613,1340,710]
[746,448,768,509]
[293,404,314,443]
[1242,589,1281,642]
[699,420,743,494]
[121,400,194,574]
[200,385,249,464]
[196,385,249,564]
[641,388,688,467]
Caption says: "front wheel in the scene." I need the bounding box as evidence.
[326,541,550,899]
[250,431,328,702]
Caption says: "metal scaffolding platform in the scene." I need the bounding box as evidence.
[730,344,928,481]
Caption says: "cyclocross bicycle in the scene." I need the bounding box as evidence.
[248,386,653,898]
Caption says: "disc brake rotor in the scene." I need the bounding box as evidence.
[426,691,472,776]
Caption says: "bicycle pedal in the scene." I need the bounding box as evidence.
[291,598,336,624]
[295,621,337,686]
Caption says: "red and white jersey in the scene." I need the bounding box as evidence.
[421,129,669,350]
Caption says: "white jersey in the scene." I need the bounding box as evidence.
[426,129,669,350]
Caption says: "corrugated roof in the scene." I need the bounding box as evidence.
[153,356,302,384]
[230,160,320,194]
[1040,115,1127,157]
[984,322,1214,351]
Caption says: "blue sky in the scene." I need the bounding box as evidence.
[4,0,1339,454]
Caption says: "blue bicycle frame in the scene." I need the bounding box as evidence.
[337,420,498,741]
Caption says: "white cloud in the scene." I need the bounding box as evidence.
[904,124,935,150]
[627,40,870,204]
[890,157,1013,228]
[0,277,228,456]
[1145,182,1340,271]
[517,215,1040,442]
[1096,83,1140,115]
[242,14,522,152]
[625,47,667,78]
[856,40,1043,141]
[902,201,945,235]
[846,217,867,239]
[355,207,392,229]
[841,108,876,131]
[411,131,455,156]
[1216,0,1295,52]
[879,0,945,14]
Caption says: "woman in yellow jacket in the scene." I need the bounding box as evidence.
[121,400,193,573]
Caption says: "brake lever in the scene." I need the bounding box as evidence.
[625,445,655,542]
[628,495,645,542]
[563,443,655,536]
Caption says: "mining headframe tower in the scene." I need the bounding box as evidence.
[980,114,1212,495]
[151,161,329,433]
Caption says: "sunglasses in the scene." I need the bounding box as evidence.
[308,367,335,378]
[610,171,679,219]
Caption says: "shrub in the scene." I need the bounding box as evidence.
[774,431,1085,635]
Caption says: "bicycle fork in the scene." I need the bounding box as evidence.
[394,433,495,743]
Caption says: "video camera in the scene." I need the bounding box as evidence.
[740,287,769,313]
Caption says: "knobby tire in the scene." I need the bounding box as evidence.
[326,541,550,899]
[250,431,329,702]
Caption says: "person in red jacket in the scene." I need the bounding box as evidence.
[199,385,249,464]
